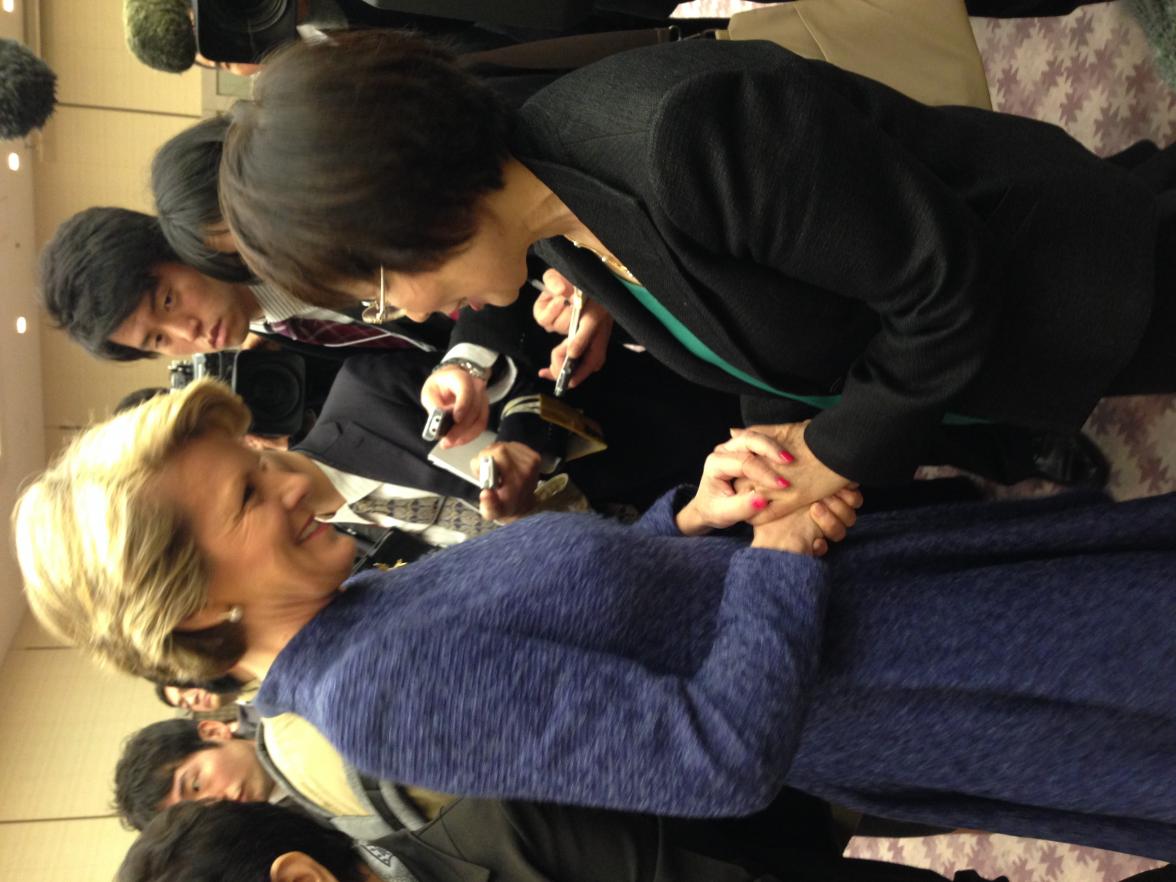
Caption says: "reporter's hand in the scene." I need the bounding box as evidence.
[533,268,577,334]
[534,269,614,390]
[473,441,541,521]
[420,365,490,447]
[675,431,796,536]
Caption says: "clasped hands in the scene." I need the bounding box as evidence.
[675,422,861,556]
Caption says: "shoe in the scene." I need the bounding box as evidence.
[1030,430,1109,488]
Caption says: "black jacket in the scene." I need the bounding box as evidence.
[513,40,1158,484]
[294,338,742,511]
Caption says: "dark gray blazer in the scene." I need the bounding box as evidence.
[513,39,1158,484]
[294,342,743,512]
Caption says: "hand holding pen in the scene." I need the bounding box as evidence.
[532,268,614,392]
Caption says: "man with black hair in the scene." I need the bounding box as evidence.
[116,715,453,836]
[38,206,458,362]
[121,797,1019,882]
[115,720,280,831]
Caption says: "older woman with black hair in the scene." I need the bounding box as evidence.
[219,30,1176,541]
[14,379,1176,860]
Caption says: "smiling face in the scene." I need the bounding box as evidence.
[341,212,527,322]
[159,721,273,810]
[107,263,261,356]
[155,431,355,631]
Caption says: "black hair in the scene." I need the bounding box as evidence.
[152,673,244,708]
[118,801,366,882]
[152,116,255,283]
[114,719,220,830]
[220,29,510,308]
[38,207,178,361]
[0,37,57,139]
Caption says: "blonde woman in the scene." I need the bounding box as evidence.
[13,380,1176,860]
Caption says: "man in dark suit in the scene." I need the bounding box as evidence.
[282,332,744,529]
[119,798,1010,882]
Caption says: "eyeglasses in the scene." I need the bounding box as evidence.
[361,266,407,324]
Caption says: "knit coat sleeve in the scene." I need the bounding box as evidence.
[304,537,828,817]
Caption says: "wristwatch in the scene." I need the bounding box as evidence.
[433,357,490,381]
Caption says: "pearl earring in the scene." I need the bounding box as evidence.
[224,605,243,624]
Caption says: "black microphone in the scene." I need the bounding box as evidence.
[0,38,57,140]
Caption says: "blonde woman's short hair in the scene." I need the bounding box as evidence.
[12,379,251,681]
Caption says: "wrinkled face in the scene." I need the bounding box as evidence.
[341,214,526,322]
[160,733,273,809]
[156,431,355,629]
[163,686,224,712]
[107,262,260,356]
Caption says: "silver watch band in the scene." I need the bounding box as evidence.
[433,357,490,381]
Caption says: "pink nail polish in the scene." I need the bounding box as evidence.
[779,450,795,463]
[751,497,767,511]
[776,477,791,488]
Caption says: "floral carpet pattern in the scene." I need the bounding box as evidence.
[671,2,1172,879]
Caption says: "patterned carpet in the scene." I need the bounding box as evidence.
[670,2,1172,879]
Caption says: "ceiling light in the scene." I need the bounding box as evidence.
[1,1,13,13]
[6,153,18,171]
[15,316,27,334]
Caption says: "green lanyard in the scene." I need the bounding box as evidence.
[616,276,986,425]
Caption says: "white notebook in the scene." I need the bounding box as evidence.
[426,430,498,486]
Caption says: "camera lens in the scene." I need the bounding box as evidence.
[232,350,306,437]
[246,364,301,421]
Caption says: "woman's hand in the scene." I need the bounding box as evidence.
[731,422,851,517]
[473,441,541,522]
[534,269,614,390]
[675,431,797,536]
[751,487,863,556]
[533,268,578,334]
[420,364,490,448]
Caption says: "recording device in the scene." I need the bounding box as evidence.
[421,407,454,443]
[478,455,498,491]
[192,0,298,64]
[169,349,307,437]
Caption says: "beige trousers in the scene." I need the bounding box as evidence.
[719,0,992,109]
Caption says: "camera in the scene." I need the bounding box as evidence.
[169,349,307,437]
[192,0,298,65]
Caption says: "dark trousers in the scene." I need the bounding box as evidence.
[1105,143,1176,396]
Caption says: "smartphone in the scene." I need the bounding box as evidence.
[478,455,498,491]
[421,407,454,443]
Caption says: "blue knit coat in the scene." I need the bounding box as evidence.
[256,488,1176,860]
